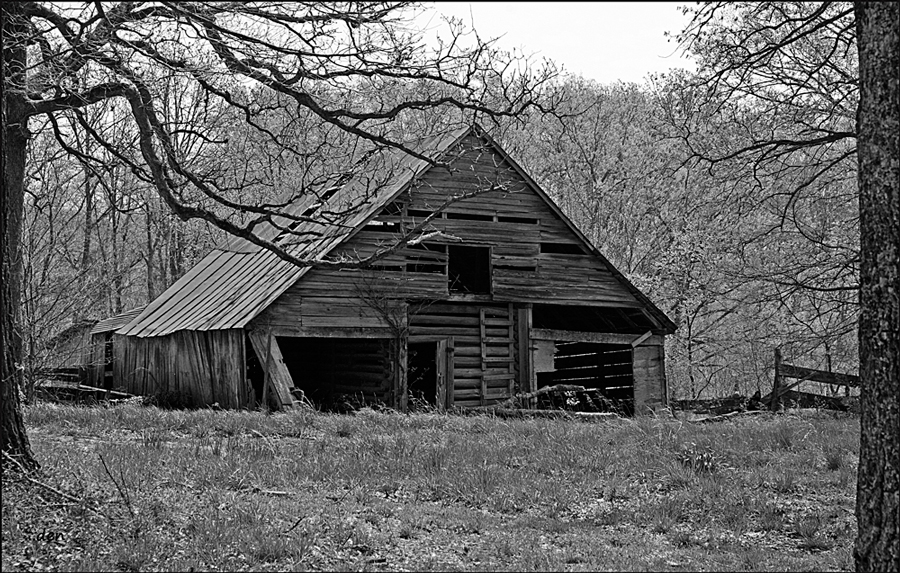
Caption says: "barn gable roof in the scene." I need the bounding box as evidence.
[119,125,675,337]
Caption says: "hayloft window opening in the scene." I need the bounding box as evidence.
[448,245,491,294]
[540,242,588,255]
[446,212,494,222]
[498,216,539,224]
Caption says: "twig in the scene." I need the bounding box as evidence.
[2,451,108,518]
[98,453,136,518]
[694,410,767,424]
[282,515,306,534]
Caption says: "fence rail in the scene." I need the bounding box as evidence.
[768,349,859,411]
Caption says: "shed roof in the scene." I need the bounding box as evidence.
[90,306,147,335]
[119,125,676,337]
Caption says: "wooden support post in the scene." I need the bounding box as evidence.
[479,308,488,406]
[262,329,273,407]
[517,304,535,406]
[507,303,516,396]
[446,337,455,410]
[436,339,448,413]
[771,348,782,412]
[247,330,295,410]
[398,334,408,412]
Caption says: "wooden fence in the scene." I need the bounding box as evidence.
[768,349,859,411]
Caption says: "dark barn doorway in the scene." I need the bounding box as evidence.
[408,341,438,409]
[276,337,392,410]
[535,341,635,415]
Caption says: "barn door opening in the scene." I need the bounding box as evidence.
[407,339,453,411]
[534,341,634,415]
[276,337,392,411]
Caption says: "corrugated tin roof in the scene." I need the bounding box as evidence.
[90,306,147,335]
[118,128,470,338]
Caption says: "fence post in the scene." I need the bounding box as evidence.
[771,348,782,412]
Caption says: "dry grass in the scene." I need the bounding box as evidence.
[2,403,858,571]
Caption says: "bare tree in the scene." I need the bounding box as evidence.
[676,2,898,568]
[854,3,899,569]
[1,2,559,469]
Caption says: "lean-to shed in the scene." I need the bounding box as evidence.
[111,125,676,414]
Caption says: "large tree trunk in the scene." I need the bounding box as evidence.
[1,2,39,472]
[854,2,900,571]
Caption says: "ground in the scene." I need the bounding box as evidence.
[2,404,857,571]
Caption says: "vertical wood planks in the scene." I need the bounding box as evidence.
[446,337,455,409]
[436,339,448,412]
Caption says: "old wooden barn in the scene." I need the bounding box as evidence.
[107,125,676,414]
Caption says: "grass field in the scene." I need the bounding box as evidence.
[2,403,858,571]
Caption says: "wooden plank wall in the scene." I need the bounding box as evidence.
[112,329,247,408]
[253,290,399,333]
[280,134,643,307]
[409,303,518,408]
[84,333,107,388]
[633,344,666,414]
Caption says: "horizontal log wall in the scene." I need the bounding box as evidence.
[112,329,247,409]
[252,294,398,333]
[409,302,517,408]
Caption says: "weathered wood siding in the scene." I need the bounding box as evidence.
[84,333,107,388]
[113,329,247,408]
[252,294,396,333]
[633,344,667,414]
[287,134,644,307]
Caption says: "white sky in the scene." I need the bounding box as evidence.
[421,2,696,85]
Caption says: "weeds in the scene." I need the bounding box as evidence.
[5,403,858,572]
[770,421,795,450]
[677,442,721,474]
[795,512,831,551]
[756,501,786,532]
[823,444,846,471]
[773,469,797,493]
